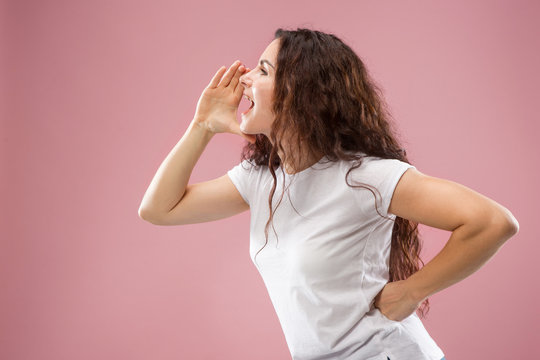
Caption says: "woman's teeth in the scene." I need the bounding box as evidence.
[243,95,254,108]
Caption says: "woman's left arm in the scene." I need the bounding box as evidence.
[385,167,519,307]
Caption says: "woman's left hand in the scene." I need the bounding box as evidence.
[373,280,423,322]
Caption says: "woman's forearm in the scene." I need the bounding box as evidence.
[138,119,214,217]
[406,213,519,303]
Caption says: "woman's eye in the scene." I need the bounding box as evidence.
[260,69,267,75]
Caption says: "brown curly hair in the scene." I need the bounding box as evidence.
[238,27,430,318]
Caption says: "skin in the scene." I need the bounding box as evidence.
[238,38,323,175]
[238,38,279,139]
[144,39,520,323]
[193,60,256,144]
[373,167,519,321]
[237,39,519,321]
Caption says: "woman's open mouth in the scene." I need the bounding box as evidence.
[241,95,255,115]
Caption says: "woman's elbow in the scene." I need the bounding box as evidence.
[489,206,519,239]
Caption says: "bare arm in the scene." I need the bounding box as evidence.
[138,61,255,223]
[388,168,520,302]
[138,120,214,218]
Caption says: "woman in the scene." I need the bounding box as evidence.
[139,28,519,360]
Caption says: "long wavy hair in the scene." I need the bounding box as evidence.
[239,27,429,318]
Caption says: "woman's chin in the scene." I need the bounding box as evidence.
[240,121,254,134]
[240,117,268,136]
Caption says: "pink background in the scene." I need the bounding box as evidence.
[2,0,538,359]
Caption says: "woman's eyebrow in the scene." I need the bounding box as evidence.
[260,59,275,69]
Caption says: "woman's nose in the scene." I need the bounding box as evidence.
[240,68,252,87]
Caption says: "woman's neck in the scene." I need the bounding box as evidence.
[279,148,324,175]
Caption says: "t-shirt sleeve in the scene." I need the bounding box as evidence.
[227,159,255,206]
[351,157,416,219]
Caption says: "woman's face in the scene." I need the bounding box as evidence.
[239,38,280,138]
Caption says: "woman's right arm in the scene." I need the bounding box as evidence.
[138,61,255,225]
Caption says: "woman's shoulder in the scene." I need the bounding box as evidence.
[337,152,415,179]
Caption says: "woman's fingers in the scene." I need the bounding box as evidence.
[234,74,245,98]
[208,61,248,92]
[234,66,248,98]
[218,60,242,88]
[230,64,245,91]
[208,66,227,88]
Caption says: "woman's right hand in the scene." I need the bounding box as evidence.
[193,60,256,144]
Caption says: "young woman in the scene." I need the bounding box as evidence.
[139,28,519,360]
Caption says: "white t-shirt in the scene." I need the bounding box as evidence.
[227,153,445,360]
